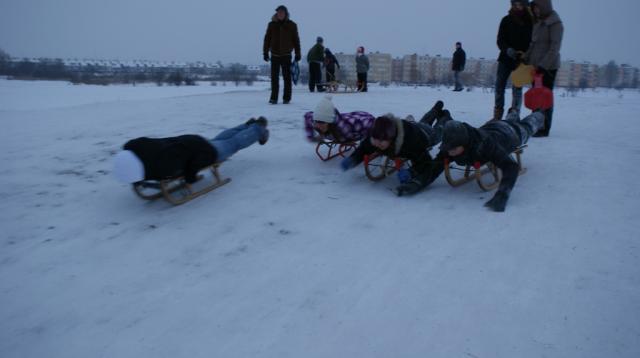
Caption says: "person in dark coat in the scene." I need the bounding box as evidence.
[492,0,533,121]
[307,37,325,92]
[355,46,370,92]
[524,0,563,136]
[451,42,466,91]
[340,101,451,196]
[263,5,301,104]
[113,119,269,184]
[423,108,545,212]
[324,48,340,83]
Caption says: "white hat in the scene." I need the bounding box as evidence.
[113,150,145,183]
[313,96,337,123]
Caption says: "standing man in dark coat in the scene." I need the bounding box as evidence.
[263,5,301,104]
[524,0,563,136]
[451,42,466,91]
[307,37,325,92]
[491,0,533,121]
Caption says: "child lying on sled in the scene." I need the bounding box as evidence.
[304,96,375,143]
[113,117,269,184]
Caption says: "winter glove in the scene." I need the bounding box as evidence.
[340,157,355,171]
[263,53,270,62]
[506,48,517,60]
[395,178,424,197]
[294,54,301,62]
[397,168,411,184]
[484,191,509,212]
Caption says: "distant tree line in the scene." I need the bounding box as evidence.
[0,49,258,86]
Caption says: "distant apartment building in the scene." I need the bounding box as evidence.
[556,61,600,88]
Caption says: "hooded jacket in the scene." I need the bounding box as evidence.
[525,0,564,70]
[263,9,301,58]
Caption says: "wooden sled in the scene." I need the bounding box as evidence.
[363,153,406,182]
[315,140,356,161]
[443,145,527,191]
[132,164,230,205]
[321,80,358,94]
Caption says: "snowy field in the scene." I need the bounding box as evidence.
[1,79,639,358]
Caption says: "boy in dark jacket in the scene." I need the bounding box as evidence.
[341,101,450,196]
[113,119,269,184]
[492,0,533,120]
[324,48,340,83]
[427,109,545,211]
[452,42,466,91]
[263,5,302,104]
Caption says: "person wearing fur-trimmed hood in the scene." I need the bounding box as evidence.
[340,101,451,196]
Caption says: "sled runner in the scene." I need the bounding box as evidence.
[363,153,406,182]
[444,145,527,191]
[132,163,230,205]
[315,140,357,161]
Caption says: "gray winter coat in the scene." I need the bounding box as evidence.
[356,54,369,73]
[525,0,564,70]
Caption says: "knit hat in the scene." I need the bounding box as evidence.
[317,36,324,43]
[440,120,469,151]
[371,116,397,140]
[113,150,145,183]
[313,96,337,123]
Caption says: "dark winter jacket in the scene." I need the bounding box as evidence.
[427,121,524,196]
[307,44,325,64]
[525,0,563,70]
[350,118,437,181]
[356,54,370,73]
[324,50,340,72]
[497,10,533,70]
[263,13,301,58]
[452,48,466,71]
[123,135,218,184]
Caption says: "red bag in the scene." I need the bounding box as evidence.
[524,74,553,110]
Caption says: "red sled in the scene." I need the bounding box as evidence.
[524,74,553,110]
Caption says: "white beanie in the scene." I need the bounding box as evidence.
[313,96,337,123]
[113,150,145,183]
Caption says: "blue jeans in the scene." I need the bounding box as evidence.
[208,123,265,162]
[454,71,462,89]
[495,61,523,112]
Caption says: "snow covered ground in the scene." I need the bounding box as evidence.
[1,79,639,358]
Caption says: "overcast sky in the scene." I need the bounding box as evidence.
[1,0,639,67]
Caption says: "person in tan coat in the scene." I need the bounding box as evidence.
[263,5,301,104]
[524,0,563,136]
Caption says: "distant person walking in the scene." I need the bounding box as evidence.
[356,46,369,92]
[324,48,340,83]
[451,42,466,91]
[491,0,533,121]
[307,36,325,92]
[263,5,301,104]
[524,0,563,136]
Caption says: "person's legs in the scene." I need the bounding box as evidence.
[517,111,545,144]
[362,72,368,92]
[535,69,557,136]
[309,63,321,92]
[494,62,510,110]
[209,124,266,162]
[511,85,523,113]
[357,72,365,91]
[270,57,281,102]
[281,55,292,103]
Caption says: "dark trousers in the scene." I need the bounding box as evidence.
[326,68,336,82]
[495,61,523,112]
[270,55,292,102]
[357,72,368,92]
[536,68,557,135]
[453,71,463,90]
[309,62,324,92]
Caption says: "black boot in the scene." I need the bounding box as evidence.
[420,100,444,125]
